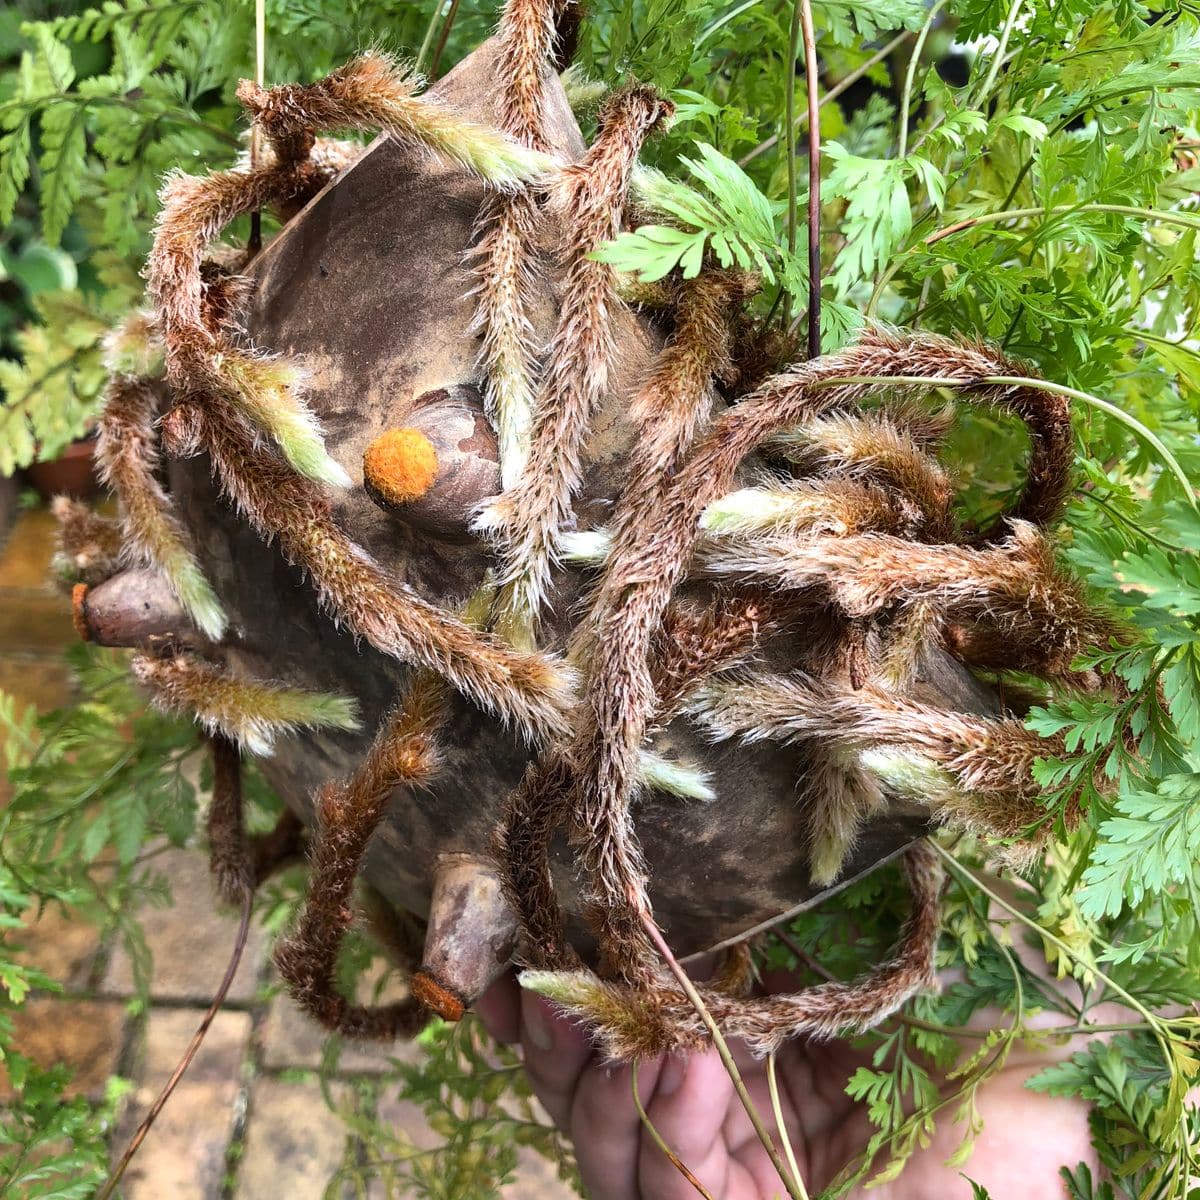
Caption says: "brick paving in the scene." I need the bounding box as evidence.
[0,505,574,1199]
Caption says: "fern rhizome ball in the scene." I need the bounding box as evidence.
[71,8,1119,1055]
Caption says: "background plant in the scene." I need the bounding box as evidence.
[1,0,1199,1195]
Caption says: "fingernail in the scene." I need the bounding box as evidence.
[526,996,555,1052]
[657,1053,688,1096]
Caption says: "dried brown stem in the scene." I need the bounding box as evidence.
[641,915,808,1200]
[98,890,252,1200]
[630,1059,718,1200]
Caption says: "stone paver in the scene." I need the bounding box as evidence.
[0,998,126,1100]
[0,476,18,548]
[260,967,423,1075]
[0,507,58,589]
[235,1078,355,1200]
[0,655,72,710]
[115,1007,252,1200]
[104,847,268,1004]
[0,504,75,758]
[508,1146,578,1199]
[13,900,104,990]
[364,1088,441,1199]
[0,592,78,655]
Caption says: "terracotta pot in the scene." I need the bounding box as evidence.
[26,438,100,501]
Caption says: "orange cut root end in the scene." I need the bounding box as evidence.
[410,970,466,1022]
[363,427,438,506]
[72,583,91,642]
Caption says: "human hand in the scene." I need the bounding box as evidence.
[475,968,1096,1199]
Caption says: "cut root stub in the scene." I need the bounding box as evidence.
[412,855,519,1021]
[73,568,196,648]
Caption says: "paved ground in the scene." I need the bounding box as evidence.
[0,505,574,1199]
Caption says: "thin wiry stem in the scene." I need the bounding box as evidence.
[739,31,911,167]
[767,1050,809,1200]
[98,890,252,1200]
[897,0,944,161]
[799,0,821,358]
[248,0,266,253]
[630,1060,716,1199]
[641,914,808,1200]
[970,0,1024,110]
[931,841,1195,1171]
[772,927,839,983]
[428,0,463,78]
[784,0,801,272]
[415,0,447,73]
[698,0,760,45]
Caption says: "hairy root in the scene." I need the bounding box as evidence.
[50,496,123,586]
[236,52,553,188]
[482,84,674,635]
[206,734,253,906]
[95,375,226,639]
[95,9,1120,1061]
[179,396,575,742]
[273,678,446,1039]
[523,841,942,1058]
[131,650,360,756]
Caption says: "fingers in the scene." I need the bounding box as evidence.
[473,970,522,1044]
[638,1049,736,1199]
[520,988,595,1128]
[482,975,660,1200]
[570,1054,665,1200]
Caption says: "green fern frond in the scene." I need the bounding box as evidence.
[0,293,110,474]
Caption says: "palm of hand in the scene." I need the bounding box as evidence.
[477,978,1094,1200]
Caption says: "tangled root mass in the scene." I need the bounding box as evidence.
[77,7,1123,1057]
